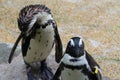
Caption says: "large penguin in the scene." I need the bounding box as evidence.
[8,4,63,80]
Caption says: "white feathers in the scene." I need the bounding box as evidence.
[69,37,83,47]
[70,39,75,46]
[24,24,54,63]
[61,68,89,80]
[36,12,53,24]
[79,38,83,47]
[27,12,53,36]
[61,52,92,80]
[61,52,91,71]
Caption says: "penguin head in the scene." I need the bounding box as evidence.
[17,4,52,36]
[65,37,85,58]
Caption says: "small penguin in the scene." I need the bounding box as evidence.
[8,4,63,80]
[52,37,102,80]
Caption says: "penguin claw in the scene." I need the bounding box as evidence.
[27,73,37,80]
[40,66,53,80]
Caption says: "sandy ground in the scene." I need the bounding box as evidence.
[0,0,120,80]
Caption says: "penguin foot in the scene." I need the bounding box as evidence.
[27,68,38,80]
[40,61,53,80]
[40,66,53,80]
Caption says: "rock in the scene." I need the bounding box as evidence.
[0,54,27,80]
[0,53,57,80]
[0,42,21,64]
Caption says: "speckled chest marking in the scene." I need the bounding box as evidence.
[61,68,89,80]
[24,24,54,63]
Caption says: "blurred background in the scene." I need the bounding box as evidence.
[0,0,120,79]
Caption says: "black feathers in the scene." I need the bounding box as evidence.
[65,37,84,58]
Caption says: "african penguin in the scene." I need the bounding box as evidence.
[52,37,103,80]
[8,4,63,80]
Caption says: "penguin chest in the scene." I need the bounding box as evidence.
[24,24,54,63]
[61,68,89,80]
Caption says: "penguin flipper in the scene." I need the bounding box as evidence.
[53,21,63,63]
[85,51,102,80]
[8,33,23,63]
[21,35,31,57]
[90,66,103,80]
[52,63,64,80]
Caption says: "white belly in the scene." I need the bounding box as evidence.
[24,24,54,63]
[61,68,88,80]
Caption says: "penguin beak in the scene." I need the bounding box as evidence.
[75,47,84,57]
[8,33,23,63]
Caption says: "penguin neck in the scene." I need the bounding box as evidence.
[61,51,91,71]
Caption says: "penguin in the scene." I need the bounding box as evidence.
[8,4,63,80]
[52,37,102,80]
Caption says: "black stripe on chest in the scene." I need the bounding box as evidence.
[63,63,87,71]
[62,63,92,79]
